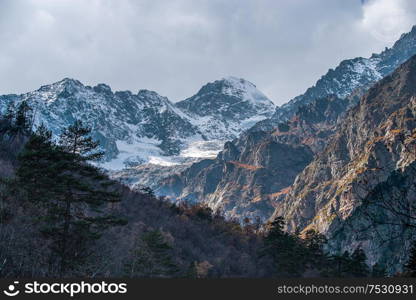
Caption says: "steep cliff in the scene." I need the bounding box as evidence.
[155,94,354,221]
[275,55,416,273]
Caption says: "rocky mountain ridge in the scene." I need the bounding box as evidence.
[0,77,275,169]
[150,93,353,221]
[134,26,416,227]
[275,55,416,273]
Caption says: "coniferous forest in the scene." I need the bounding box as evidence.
[1,102,415,278]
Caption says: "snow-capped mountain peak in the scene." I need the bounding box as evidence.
[175,77,275,139]
[32,78,85,104]
[0,76,275,169]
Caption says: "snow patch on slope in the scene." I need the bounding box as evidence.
[1,76,277,171]
[101,139,225,170]
[100,138,163,169]
[180,140,225,158]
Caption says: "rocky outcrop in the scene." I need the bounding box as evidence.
[274,55,416,273]
[154,93,354,221]
[157,130,314,221]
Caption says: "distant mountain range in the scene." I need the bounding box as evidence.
[2,27,414,171]
[127,26,416,274]
[2,24,416,275]
[0,76,275,169]
[117,26,416,220]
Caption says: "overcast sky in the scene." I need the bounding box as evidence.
[0,0,415,105]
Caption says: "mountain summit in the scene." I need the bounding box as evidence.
[0,76,275,169]
[177,76,274,116]
[176,77,275,139]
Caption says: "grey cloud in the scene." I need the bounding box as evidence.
[0,0,415,105]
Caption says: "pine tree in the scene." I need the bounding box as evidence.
[184,261,198,278]
[15,101,32,131]
[349,248,369,277]
[325,251,351,277]
[59,120,103,161]
[260,217,304,276]
[126,230,179,278]
[371,263,387,277]
[17,121,126,277]
[302,229,327,269]
[405,241,416,277]
[16,124,60,205]
[143,230,179,277]
[0,177,17,224]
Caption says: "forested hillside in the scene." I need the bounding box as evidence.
[0,103,394,278]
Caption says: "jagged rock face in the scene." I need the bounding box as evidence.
[159,25,416,224]
[154,93,358,222]
[329,161,416,273]
[156,124,316,221]
[266,25,416,128]
[275,55,416,273]
[0,79,200,165]
[296,95,351,125]
[0,77,275,169]
[109,77,276,188]
[176,76,276,139]
[269,95,355,154]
